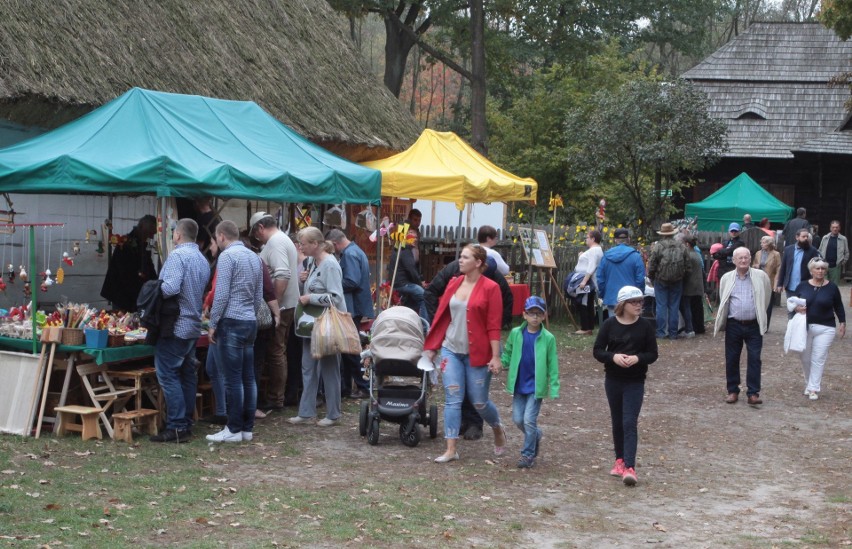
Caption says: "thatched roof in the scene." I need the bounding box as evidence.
[682,22,852,159]
[0,0,420,161]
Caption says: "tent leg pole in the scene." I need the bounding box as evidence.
[454,209,463,261]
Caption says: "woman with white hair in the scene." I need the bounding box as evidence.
[752,235,781,325]
[791,257,846,400]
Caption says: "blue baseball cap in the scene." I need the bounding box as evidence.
[728,222,741,232]
[524,296,546,312]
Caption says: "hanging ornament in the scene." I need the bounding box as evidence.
[40,282,48,292]
[44,268,52,277]
[0,278,6,292]
[19,265,27,282]
[7,264,14,283]
[73,241,81,255]
[23,282,31,298]
[63,256,73,266]
[44,276,54,287]
[96,240,104,255]
[56,267,65,284]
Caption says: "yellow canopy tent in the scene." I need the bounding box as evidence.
[362,129,537,209]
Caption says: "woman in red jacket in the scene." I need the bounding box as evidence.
[424,244,507,463]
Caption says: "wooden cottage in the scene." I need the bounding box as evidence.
[682,22,852,238]
[0,0,419,160]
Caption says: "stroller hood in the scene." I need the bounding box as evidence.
[370,306,425,364]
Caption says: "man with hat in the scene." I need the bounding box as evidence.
[647,222,692,340]
[250,211,299,410]
[597,228,646,316]
[712,223,746,278]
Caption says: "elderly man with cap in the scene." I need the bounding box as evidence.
[250,211,300,411]
[647,222,692,340]
[597,228,646,316]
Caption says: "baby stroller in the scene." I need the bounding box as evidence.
[359,306,438,447]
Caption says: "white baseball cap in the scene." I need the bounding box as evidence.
[617,286,644,303]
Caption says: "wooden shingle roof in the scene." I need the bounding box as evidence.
[682,22,852,158]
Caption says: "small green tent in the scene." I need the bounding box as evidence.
[0,87,381,204]
[685,172,793,231]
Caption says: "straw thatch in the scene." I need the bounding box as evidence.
[0,0,420,161]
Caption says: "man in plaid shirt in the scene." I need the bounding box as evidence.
[150,218,210,443]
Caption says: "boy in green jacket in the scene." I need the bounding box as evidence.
[501,296,560,468]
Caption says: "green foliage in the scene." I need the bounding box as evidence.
[565,77,727,235]
[822,0,852,40]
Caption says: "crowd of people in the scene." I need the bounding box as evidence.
[97,204,846,486]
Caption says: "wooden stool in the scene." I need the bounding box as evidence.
[54,405,103,441]
[112,409,159,443]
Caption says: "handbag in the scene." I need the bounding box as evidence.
[255,300,274,330]
[310,306,361,359]
[294,301,325,338]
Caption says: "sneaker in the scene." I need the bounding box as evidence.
[287,416,313,425]
[241,432,253,441]
[317,418,339,427]
[679,331,695,339]
[808,391,819,401]
[622,467,638,486]
[803,390,810,396]
[517,455,535,469]
[610,458,625,477]
[206,428,242,443]
[150,429,191,443]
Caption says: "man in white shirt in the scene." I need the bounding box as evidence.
[477,225,509,276]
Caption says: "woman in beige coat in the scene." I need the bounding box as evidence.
[752,236,781,324]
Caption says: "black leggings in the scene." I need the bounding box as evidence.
[578,290,597,331]
[605,377,645,469]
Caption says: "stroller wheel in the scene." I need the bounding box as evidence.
[429,404,438,439]
[367,417,380,446]
[359,401,369,437]
[400,422,421,447]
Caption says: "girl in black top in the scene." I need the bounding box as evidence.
[792,257,846,400]
[593,286,658,486]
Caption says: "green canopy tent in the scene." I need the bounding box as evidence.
[685,172,793,232]
[0,87,381,204]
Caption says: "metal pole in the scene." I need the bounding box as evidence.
[454,209,463,260]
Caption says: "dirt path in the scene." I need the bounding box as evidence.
[211,289,851,547]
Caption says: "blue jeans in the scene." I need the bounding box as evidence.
[724,319,762,396]
[439,348,501,439]
[605,377,645,469]
[512,393,542,458]
[654,281,682,339]
[396,282,427,320]
[214,318,257,433]
[155,336,199,431]
[205,342,226,416]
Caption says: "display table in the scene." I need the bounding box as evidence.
[508,284,531,316]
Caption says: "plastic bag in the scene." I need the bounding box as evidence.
[355,206,377,232]
[310,306,361,358]
[324,204,346,230]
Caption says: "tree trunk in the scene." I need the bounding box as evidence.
[469,0,487,154]
[384,15,418,98]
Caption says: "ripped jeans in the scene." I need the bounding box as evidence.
[439,347,501,439]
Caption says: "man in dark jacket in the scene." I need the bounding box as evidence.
[782,207,809,248]
[713,223,746,277]
[776,228,822,298]
[423,256,513,440]
[388,243,425,318]
[101,215,157,311]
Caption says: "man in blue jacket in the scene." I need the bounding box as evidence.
[597,228,646,315]
[329,229,373,398]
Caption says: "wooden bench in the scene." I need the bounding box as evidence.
[112,409,159,443]
[53,405,103,441]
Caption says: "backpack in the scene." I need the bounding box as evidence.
[654,240,687,283]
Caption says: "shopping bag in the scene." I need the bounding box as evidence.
[310,306,361,358]
[294,301,325,338]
